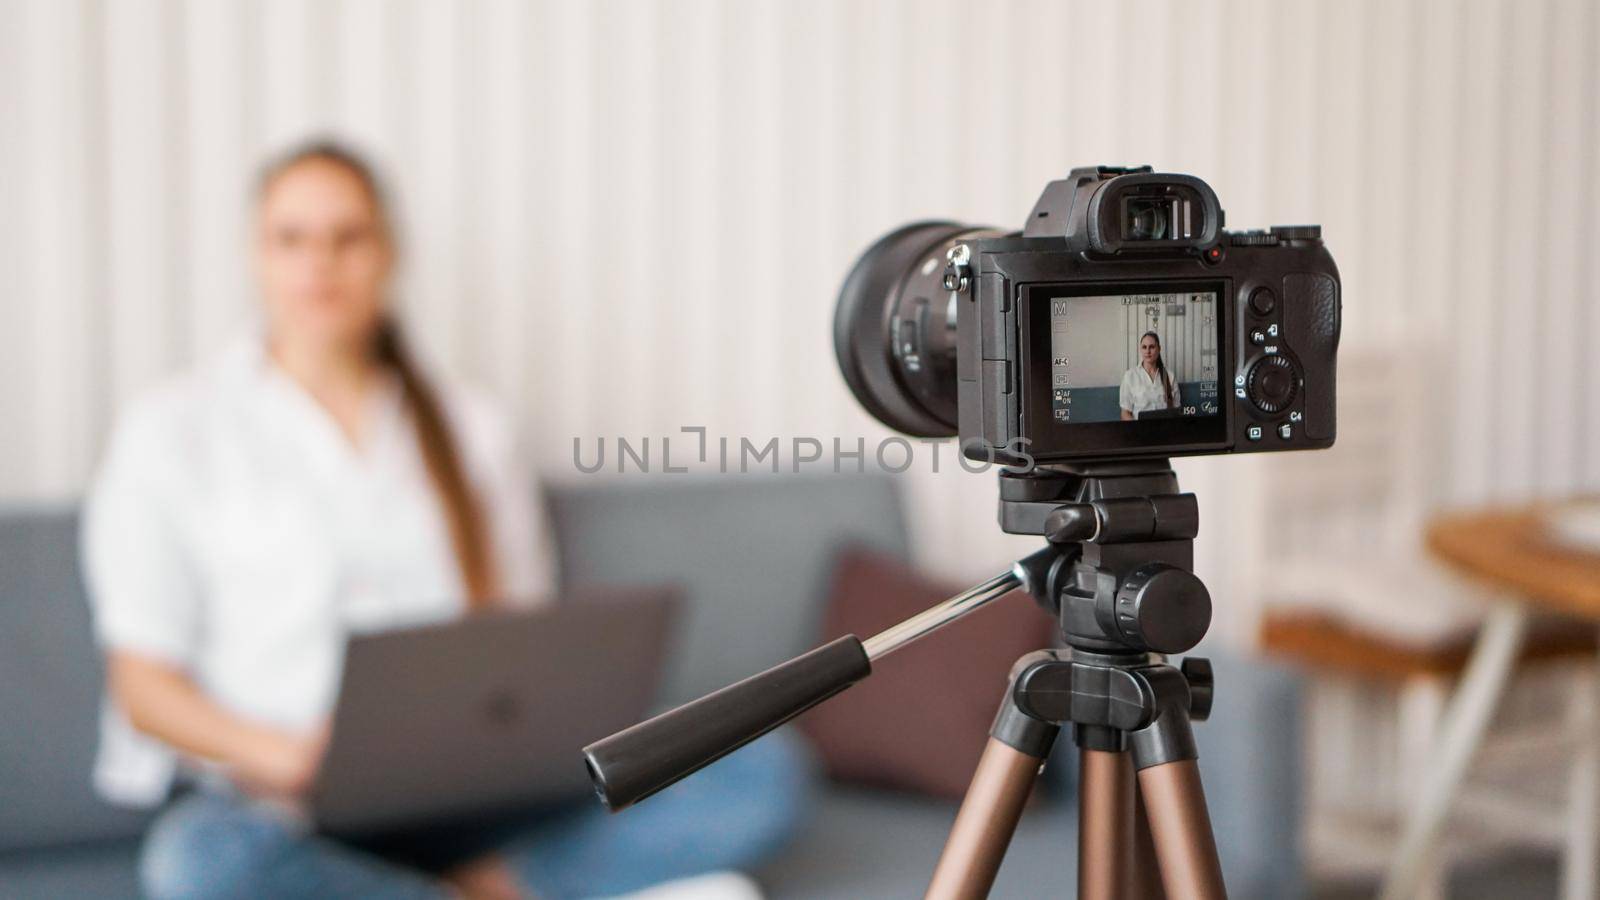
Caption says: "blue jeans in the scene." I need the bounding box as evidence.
[139,730,812,899]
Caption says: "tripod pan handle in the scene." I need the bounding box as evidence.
[582,635,871,811]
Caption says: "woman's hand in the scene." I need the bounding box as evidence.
[231,722,330,800]
[110,650,331,801]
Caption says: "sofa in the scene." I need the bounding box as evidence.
[0,473,1304,898]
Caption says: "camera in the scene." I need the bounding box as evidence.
[834,165,1340,465]
[589,169,1318,889]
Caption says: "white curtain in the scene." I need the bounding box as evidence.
[4,0,1599,642]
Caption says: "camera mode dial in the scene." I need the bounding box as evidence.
[1245,355,1299,414]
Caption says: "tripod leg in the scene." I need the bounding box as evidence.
[928,689,1058,900]
[1137,760,1226,900]
[1079,745,1169,900]
[1079,747,1136,900]
[1131,779,1168,900]
[927,738,1046,900]
[1127,665,1226,899]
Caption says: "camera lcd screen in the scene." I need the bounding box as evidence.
[1020,281,1229,458]
[1049,291,1221,425]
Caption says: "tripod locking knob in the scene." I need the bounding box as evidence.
[1108,563,1212,654]
[1181,656,1215,721]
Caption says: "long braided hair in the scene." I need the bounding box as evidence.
[257,141,499,609]
[1140,330,1178,410]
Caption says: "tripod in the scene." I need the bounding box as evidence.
[928,462,1223,899]
[583,459,1227,899]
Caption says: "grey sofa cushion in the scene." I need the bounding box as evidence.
[545,473,909,706]
[0,839,142,900]
[0,508,153,853]
[0,475,908,854]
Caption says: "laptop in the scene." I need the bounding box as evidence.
[309,588,679,836]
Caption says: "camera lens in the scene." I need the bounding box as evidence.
[833,222,1001,437]
[1125,198,1170,241]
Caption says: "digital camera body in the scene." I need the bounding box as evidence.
[945,166,1340,465]
[833,164,1340,468]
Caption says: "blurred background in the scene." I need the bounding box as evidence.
[3,0,1600,897]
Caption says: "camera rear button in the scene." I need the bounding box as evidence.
[1249,287,1277,316]
[1247,425,1263,442]
[1250,329,1266,346]
[1278,423,1293,440]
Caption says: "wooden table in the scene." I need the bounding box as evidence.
[1426,506,1600,617]
[1381,503,1600,900]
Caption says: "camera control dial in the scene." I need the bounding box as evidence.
[1245,355,1299,414]
[1229,230,1279,247]
[1270,224,1323,241]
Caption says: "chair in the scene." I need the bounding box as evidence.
[1252,341,1594,896]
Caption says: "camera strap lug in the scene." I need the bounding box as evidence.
[942,243,972,293]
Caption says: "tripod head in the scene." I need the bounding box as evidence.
[1000,460,1211,656]
[582,459,1215,811]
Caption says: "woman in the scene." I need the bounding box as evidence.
[84,142,806,899]
[1118,330,1181,420]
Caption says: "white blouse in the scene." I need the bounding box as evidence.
[82,334,555,806]
[1119,365,1181,418]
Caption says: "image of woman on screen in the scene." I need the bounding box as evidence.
[1119,330,1180,420]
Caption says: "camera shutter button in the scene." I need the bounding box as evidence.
[1246,355,1299,413]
